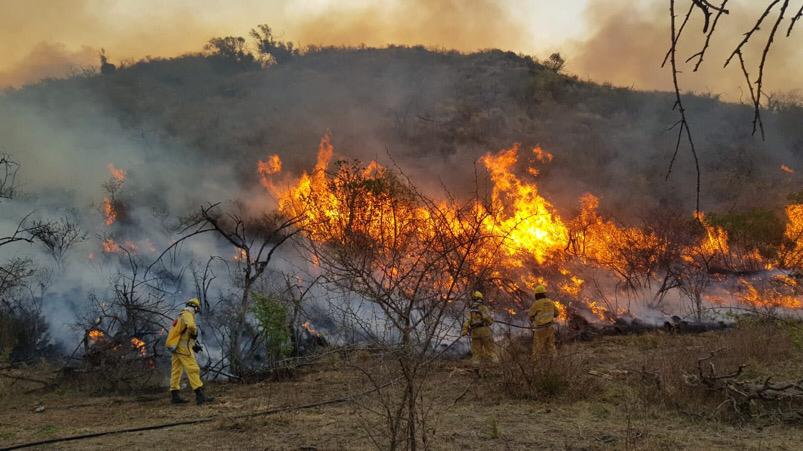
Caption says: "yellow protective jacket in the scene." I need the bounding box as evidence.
[462,305,494,336]
[528,297,558,327]
[165,308,198,355]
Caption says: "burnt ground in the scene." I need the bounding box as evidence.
[2,329,802,450]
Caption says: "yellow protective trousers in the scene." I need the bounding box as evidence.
[532,326,556,361]
[470,326,497,365]
[170,352,203,391]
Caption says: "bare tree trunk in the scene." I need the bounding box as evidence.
[230,279,252,376]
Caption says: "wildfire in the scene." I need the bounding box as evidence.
[102,238,137,254]
[568,193,663,282]
[781,203,803,268]
[558,273,585,297]
[103,197,117,225]
[102,164,126,226]
[88,329,104,341]
[130,337,147,357]
[107,163,126,182]
[302,321,320,336]
[257,154,283,192]
[738,279,802,310]
[257,133,803,322]
[781,164,795,174]
[694,212,730,257]
[586,300,609,321]
[479,144,568,265]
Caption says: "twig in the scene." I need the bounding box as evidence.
[666,0,702,213]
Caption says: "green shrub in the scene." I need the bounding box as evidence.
[251,293,292,360]
[708,209,785,252]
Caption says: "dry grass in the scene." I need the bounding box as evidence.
[1,324,803,449]
[497,336,600,401]
[625,318,802,423]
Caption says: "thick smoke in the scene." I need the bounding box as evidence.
[0,13,801,352]
[571,0,803,99]
[0,42,97,88]
[0,90,247,345]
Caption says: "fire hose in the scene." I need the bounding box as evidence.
[1,333,493,449]
[494,320,533,330]
[1,380,395,450]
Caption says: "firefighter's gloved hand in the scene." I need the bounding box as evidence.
[192,344,203,353]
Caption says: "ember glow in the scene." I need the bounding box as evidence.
[103,163,126,226]
[781,164,795,174]
[130,337,147,357]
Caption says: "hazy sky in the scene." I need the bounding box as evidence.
[1,0,800,98]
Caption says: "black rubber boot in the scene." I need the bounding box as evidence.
[170,390,188,404]
[195,388,215,405]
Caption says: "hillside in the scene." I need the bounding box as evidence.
[2,46,801,220]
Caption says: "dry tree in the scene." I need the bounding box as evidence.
[290,160,495,449]
[75,244,178,392]
[28,215,87,267]
[155,202,302,378]
[664,0,802,212]
[0,154,20,201]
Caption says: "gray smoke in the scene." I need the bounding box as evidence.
[0,45,801,348]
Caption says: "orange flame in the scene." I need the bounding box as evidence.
[102,239,136,254]
[302,321,320,336]
[478,144,568,265]
[257,134,802,318]
[130,337,147,357]
[694,212,730,257]
[107,163,126,183]
[257,154,283,192]
[781,164,795,174]
[88,329,104,341]
[781,204,803,269]
[103,197,117,226]
[738,279,801,310]
[102,238,120,253]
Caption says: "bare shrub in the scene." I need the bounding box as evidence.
[632,320,800,422]
[497,336,598,401]
[170,203,300,377]
[71,248,175,393]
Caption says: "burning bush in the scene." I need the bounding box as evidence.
[75,325,159,393]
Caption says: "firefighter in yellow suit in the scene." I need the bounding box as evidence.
[166,298,214,405]
[527,285,559,361]
[462,291,497,365]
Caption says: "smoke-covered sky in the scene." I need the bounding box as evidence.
[2,0,801,98]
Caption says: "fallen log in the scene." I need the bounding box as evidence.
[685,351,803,419]
[564,312,730,341]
